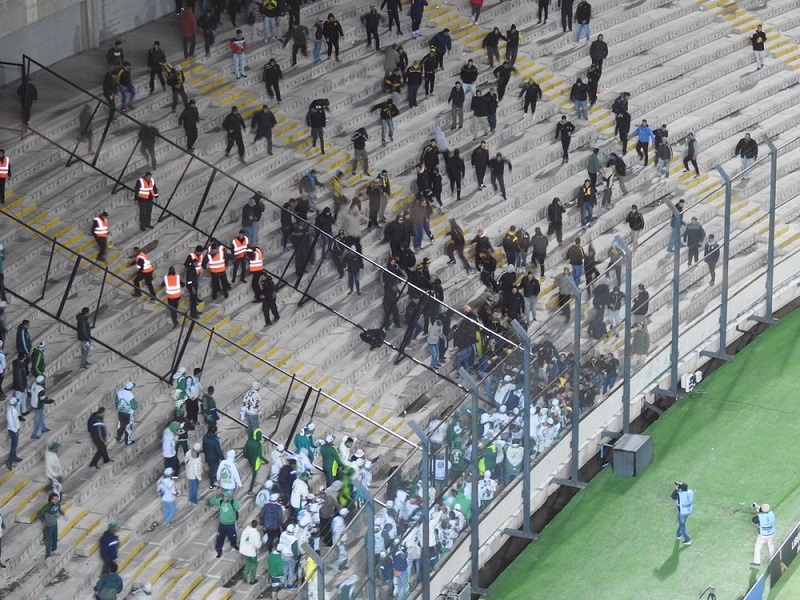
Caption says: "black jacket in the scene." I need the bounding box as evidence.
[179,105,200,129]
[252,109,277,133]
[615,111,631,136]
[448,85,465,107]
[222,111,246,132]
[735,137,758,159]
[263,62,283,83]
[471,146,489,169]
[351,128,368,150]
[460,63,478,84]
[575,1,591,23]
[323,19,344,40]
[77,313,92,342]
[471,95,488,117]
[547,201,565,227]
[520,82,543,102]
[306,106,327,128]
[556,120,575,141]
[589,39,608,62]
[570,82,589,101]
[446,154,465,180]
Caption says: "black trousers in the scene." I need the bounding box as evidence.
[367,29,380,50]
[425,74,435,95]
[523,99,538,114]
[475,166,486,186]
[292,43,307,65]
[263,297,280,324]
[561,137,571,161]
[558,293,571,321]
[538,2,549,21]
[448,175,462,200]
[636,141,649,165]
[226,131,245,158]
[0,177,6,202]
[250,273,263,299]
[138,198,153,229]
[187,282,201,316]
[202,30,215,56]
[619,132,628,154]
[491,172,507,199]
[687,245,700,266]
[266,80,281,101]
[89,438,111,467]
[168,298,180,326]
[289,8,300,28]
[149,66,165,92]
[133,272,156,296]
[532,251,546,277]
[183,35,196,58]
[387,10,401,32]
[254,129,273,154]
[561,10,572,31]
[185,126,198,151]
[326,38,340,59]
[683,156,699,176]
[94,235,107,260]
[210,272,230,299]
[231,257,247,281]
[171,87,189,112]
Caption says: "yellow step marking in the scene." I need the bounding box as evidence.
[219,90,248,107]
[225,323,243,338]
[14,486,43,514]
[778,231,800,249]
[315,375,329,388]
[132,550,159,581]
[208,83,237,99]
[0,478,29,507]
[162,566,188,596]
[199,78,229,94]
[178,574,204,600]
[59,508,88,540]
[251,338,268,353]
[7,195,28,211]
[200,308,220,324]
[72,517,102,549]
[238,330,255,345]
[118,541,144,572]
[366,404,380,418]
[149,558,174,586]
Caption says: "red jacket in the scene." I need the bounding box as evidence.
[177,8,198,37]
[471,0,484,5]
[229,36,247,54]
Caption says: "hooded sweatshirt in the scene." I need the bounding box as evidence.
[217,450,243,491]
[162,422,179,458]
[186,449,203,481]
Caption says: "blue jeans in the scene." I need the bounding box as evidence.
[571,264,583,287]
[515,253,527,268]
[602,375,617,394]
[188,478,200,504]
[413,224,424,248]
[263,16,277,40]
[243,224,256,246]
[676,512,691,542]
[314,40,323,62]
[428,343,439,368]
[581,202,593,226]
[574,99,588,120]
[658,158,670,178]
[120,85,135,109]
[162,500,177,524]
[381,118,394,144]
[576,23,590,42]
[454,346,475,373]
[233,53,246,77]
[245,413,260,433]
[348,272,361,293]
[487,113,497,131]
[394,570,409,600]
[31,408,47,438]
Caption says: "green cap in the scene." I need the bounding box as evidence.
[109,522,119,530]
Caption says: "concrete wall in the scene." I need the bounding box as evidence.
[0,0,174,86]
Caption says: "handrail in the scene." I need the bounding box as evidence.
[21,54,522,353]
[0,206,418,449]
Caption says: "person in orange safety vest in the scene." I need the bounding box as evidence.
[231,230,250,283]
[162,266,183,327]
[202,241,230,300]
[246,245,264,301]
[134,171,158,231]
[131,246,156,298]
[92,211,110,261]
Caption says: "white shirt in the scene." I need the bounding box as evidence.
[6,405,19,433]
[185,451,203,480]
[29,382,46,409]
[116,389,136,414]
[291,478,309,509]
[186,376,202,400]
[45,449,62,479]
[162,427,177,458]
[156,477,178,502]
[241,389,261,415]
[217,459,243,490]
[239,525,262,557]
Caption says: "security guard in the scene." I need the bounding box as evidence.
[752,503,776,566]
[246,245,264,302]
[184,245,205,296]
[0,149,9,203]
[230,230,250,283]
[162,266,183,328]
[131,246,157,298]
[223,106,247,163]
[184,257,202,318]
[203,242,230,300]
[92,211,110,261]
[134,172,158,231]
[670,482,693,545]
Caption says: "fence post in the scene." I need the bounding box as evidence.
[92,266,110,328]
[38,237,58,301]
[158,155,194,223]
[652,199,683,400]
[300,543,325,600]
[749,137,779,326]
[458,368,488,597]
[614,235,634,432]
[409,421,431,600]
[353,480,378,600]
[553,278,587,490]
[700,166,734,362]
[67,101,102,167]
[503,320,537,539]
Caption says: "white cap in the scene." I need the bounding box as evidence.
[251,381,260,390]
[504,375,512,382]
[453,424,462,435]
[141,583,153,594]
[454,504,462,512]
[354,449,365,458]
[484,470,492,479]
[270,493,280,501]
[762,504,771,512]
[8,396,17,406]
[499,405,507,414]
[227,449,236,460]
[339,508,349,516]
[37,341,46,350]
[287,524,295,533]
[325,434,335,443]
[193,442,202,452]
[178,367,186,375]
[124,381,135,390]
[306,423,316,432]
[276,444,286,452]
[36,375,45,383]
[386,500,394,508]
[164,467,174,475]
[355,458,365,467]
[546,417,554,425]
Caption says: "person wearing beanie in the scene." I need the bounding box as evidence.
[209,490,241,557]
[217,449,243,493]
[99,522,120,572]
[157,468,179,526]
[186,442,204,505]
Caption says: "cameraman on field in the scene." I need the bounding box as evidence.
[671,482,694,545]
[752,503,776,566]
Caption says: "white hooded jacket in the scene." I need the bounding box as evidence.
[217,450,242,491]
[239,524,262,558]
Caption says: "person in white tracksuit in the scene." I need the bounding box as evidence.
[332,508,349,570]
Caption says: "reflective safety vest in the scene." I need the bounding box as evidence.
[135,252,154,273]
[207,248,226,273]
[164,274,181,299]
[232,236,249,258]
[137,177,155,199]
[93,216,109,238]
[249,248,264,272]
[0,156,8,178]
[188,251,203,274]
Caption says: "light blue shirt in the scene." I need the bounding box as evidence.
[758,512,775,536]
[677,490,694,516]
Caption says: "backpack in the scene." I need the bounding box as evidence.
[360,328,386,350]
[588,318,607,340]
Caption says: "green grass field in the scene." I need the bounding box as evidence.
[488,308,800,600]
